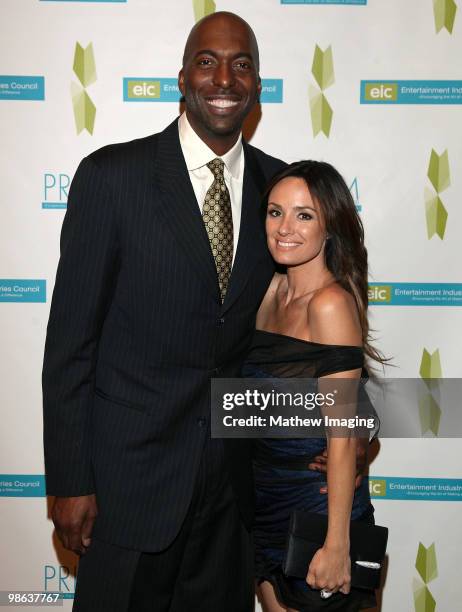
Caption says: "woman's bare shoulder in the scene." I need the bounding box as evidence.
[307,284,361,346]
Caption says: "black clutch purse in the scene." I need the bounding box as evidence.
[283,511,388,590]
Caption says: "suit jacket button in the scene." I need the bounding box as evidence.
[197,417,207,427]
[217,318,225,325]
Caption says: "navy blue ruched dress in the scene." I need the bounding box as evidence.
[242,329,377,612]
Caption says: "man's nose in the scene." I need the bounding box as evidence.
[213,62,235,89]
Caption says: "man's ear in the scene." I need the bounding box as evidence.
[256,76,262,102]
[178,69,185,96]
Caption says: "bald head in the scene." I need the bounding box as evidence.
[178,10,261,155]
[182,11,260,71]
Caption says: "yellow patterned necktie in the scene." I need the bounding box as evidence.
[203,158,234,302]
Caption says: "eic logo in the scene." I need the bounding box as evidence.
[124,78,283,103]
[124,78,182,102]
[362,80,462,104]
[42,172,70,209]
[369,479,387,497]
[126,79,162,100]
[363,82,398,102]
[368,285,391,303]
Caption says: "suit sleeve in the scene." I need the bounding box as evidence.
[42,156,120,497]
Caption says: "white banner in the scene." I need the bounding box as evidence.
[1,1,461,610]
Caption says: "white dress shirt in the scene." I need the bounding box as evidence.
[178,112,244,263]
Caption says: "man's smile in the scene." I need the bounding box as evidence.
[203,95,242,114]
[206,98,240,108]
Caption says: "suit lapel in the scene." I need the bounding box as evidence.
[222,143,269,314]
[153,119,221,302]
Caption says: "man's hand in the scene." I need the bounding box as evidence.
[51,494,98,555]
[308,438,368,494]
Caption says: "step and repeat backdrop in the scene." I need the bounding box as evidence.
[1,0,461,610]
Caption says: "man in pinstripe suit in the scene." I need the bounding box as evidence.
[43,11,287,611]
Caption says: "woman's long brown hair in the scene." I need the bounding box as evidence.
[263,160,386,365]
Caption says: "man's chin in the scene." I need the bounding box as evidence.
[209,124,240,136]
[204,116,245,137]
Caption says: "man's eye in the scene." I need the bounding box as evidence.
[198,58,213,66]
[235,61,251,70]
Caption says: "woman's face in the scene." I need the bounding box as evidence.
[265,176,327,267]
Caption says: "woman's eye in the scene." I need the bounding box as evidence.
[268,209,280,217]
[298,212,312,220]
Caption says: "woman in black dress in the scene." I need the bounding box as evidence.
[242,161,384,611]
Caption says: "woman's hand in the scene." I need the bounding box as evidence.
[306,544,351,595]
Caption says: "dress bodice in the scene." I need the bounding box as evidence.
[242,329,365,379]
[242,329,367,462]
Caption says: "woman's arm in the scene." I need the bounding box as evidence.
[305,286,363,595]
[309,429,356,594]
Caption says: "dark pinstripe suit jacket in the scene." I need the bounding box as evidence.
[42,118,286,552]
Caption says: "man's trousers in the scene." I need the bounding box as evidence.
[73,437,254,612]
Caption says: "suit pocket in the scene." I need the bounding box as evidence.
[94,388,151,414]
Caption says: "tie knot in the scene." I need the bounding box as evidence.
[207,158,225,179]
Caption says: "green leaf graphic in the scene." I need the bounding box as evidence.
[419,394,441,436]
[71,82,96,135]
[433,0,457,33]
[73,43,97,88]
[425,188,448,239]
[415,543,438,584]
[427,149,450,193]
[419,348,442,380]
[413,578,436,612]
[309,87,333,137]
[311,45,334,91]
[193,0,216,22]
